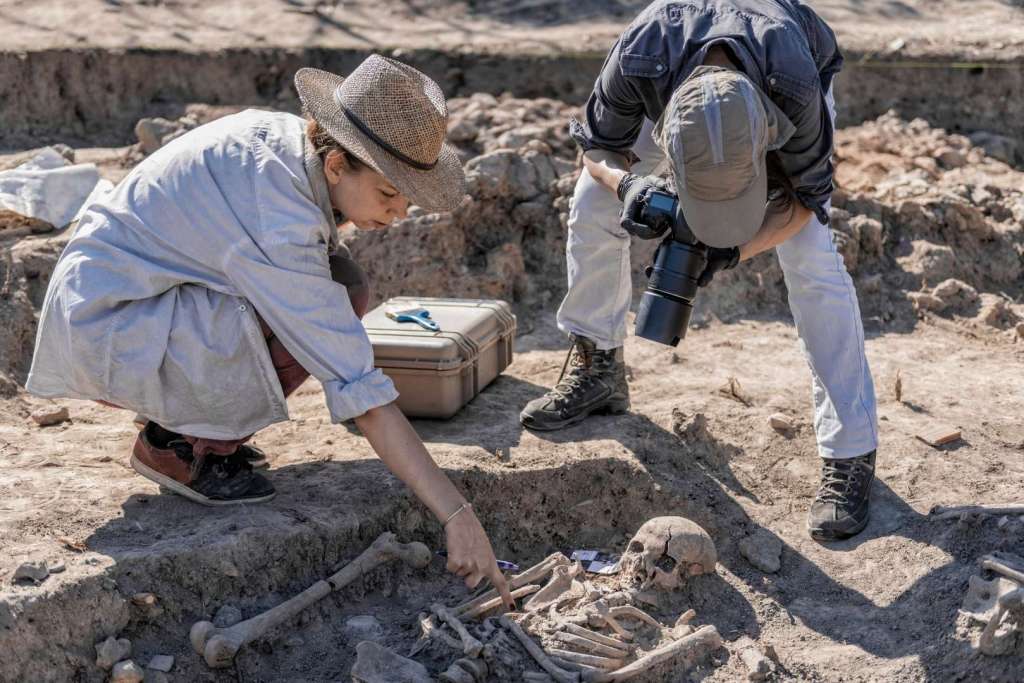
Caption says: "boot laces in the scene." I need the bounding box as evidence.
[548,340,598,404]
[815,456,871,506]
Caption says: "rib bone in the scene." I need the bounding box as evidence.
[562,623,633,651]
[552,632,630,659]
[499,615,580,683]
[461,584,541,620]
[608,605,660,628]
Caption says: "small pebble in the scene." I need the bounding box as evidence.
[31,405,70,426]
[285,635,305,648]
[48,561,65,574]
[146,655,174,673]
[95,637,132,671]
[132,593,157,607]
[343,614,385,642]
[13,561,49,584]
[767,413,793,432]
[110,659,144,683]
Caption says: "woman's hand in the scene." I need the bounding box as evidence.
[444,507,515,610]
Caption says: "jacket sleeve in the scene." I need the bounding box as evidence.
[775,87,835,225]
[569,40,646,160]
[224,146,398,422]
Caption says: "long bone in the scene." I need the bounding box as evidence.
[608,605,660,628]
[602,624,722,681]
[409,612,462,656]
[590,600,633,641]
[189,532,429,668]
[980,555,1024,585]
[462,584,541,620]
[455,552,570,617]
[499,615,580,683]
[525,563,581,612]
[431,603,484,657]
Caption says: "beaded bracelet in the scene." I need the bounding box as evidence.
[443,502,471,527]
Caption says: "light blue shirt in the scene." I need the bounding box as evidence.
[27,110,398,439]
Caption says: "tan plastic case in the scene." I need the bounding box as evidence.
[363,297,516,418]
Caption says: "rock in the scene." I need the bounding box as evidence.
[350,641,433,683]
[897,240,956,287]
[110,660,144,683]
[285,635,305,648]
[735,637,774,681]
[738,530,782,574]
[969,131,1019,165]
[95,637,132,671]
[134,118,181,155]
[934,146,966,169]
[145,655,174,673]
[30,405,70,426]
[932,278,980,312]
[13,561,49,584]
[907,291,945,312]
[131,593,157,607]
[767,413,793,433]
[447,118,479,143]
[343,615,385,642]
[48,561,65,573]
[1016,322,1024,340]
[213,604,243,628]
[976,295,1020,329]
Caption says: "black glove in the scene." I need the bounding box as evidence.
[697,246,740,287]
[616,173,672,240]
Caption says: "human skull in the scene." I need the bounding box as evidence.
[620,516,717,590]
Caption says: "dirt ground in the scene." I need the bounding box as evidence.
[1,2,1024,681]
[1,0,1022,58]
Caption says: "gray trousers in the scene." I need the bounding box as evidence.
[556,90,878,459]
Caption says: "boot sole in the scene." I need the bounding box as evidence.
[807,513,869,542]
[130,455,276,507]
[520,397,630,432]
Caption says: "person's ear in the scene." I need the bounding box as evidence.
[323,149,345,185]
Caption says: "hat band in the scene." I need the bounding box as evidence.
[342,107,438,171]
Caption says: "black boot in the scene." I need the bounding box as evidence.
[807,450,876,541]
[520,335,630,431]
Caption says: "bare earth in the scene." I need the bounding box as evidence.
[0,0,1022,58]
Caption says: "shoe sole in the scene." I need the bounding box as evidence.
[130,454,276,507]
[520,398,630,432]
[807,513,869,542]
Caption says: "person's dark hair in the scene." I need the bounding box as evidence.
[305,117,365,170]
[765,151,797,220]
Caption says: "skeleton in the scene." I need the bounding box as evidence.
[959,551,1024,656]
[619,517,717,591]
[462,584,541,620]
[455,553,570,618]
[526,563,582,612]
[432,603,484,657]
[189,532,430,668]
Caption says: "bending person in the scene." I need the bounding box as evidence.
[520,0,879,541]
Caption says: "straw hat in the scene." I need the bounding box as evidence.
[295,56,466,213]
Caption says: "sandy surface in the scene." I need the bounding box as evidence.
[1,0,1022,57]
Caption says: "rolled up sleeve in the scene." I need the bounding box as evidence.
[569,40,646,160]
[776,91,835,225]
[226,151,398,422]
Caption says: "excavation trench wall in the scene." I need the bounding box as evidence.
[1,47,1023,148]
[0,457,681,682]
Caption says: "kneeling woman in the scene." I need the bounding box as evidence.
[28,56,512,601]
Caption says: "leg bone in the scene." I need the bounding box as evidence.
[431,603,483,657]
[499,615,580,683]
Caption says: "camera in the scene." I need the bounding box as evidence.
[634,190,708,347]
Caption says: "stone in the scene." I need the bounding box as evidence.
[343,615,385,642]
[131,593,157,607]
[907,291,945,312]
[134,118,181,155]
[145,655,174,673]
[110,660,144,683]
[212,604,243,628]
[12,561,49,584]
[95,637,132,671]
[969,131,1019,165]
[934,147,966,169]
[350,641,432,683]
[767,413,793,433]
[738,530,782,574]
[96,638,132,671]
[30,405,70,426]
[48,561,65,573]
[932,278,980,311]
[735,637,774,681]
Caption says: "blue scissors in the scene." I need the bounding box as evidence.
[386,306,440,332]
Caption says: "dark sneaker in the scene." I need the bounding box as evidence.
[236,444,269,469]
[807,450,876,541]
[130,423,276,506]
[520,334,630,431]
